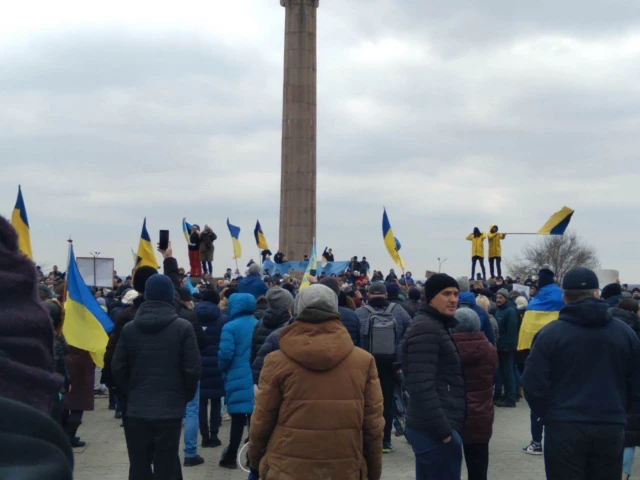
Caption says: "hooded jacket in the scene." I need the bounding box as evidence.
[238,275,269,300]
[609,307,640,447]
[458,292,496,346]
[111,300,201,420]
[487,225,505,258]
[466,232,486,258]
[218,293,258,414]
[523,298,640,425]
[195,300,228,399]
[452,332,498,444]
[248,309,384,480]
[495,301,519,352]
[402,305,466,440]
[250,309,291,367]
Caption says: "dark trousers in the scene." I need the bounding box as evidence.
[377,362,395,444]
[406,428,463,480]
[471,256,486,281]
[489,257,502,278]
[201,261,213,275]
[125,417,182,480]
[463,443,489,480]
[62,409,83,438]
[544,422,624,480]
[199,397,222,439]
[227,414,251,456]
[497,351,516,401]
[531,410,543,444]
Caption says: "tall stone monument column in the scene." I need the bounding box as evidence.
[278,0,318,261]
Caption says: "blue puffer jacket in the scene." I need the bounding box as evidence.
[459,292,496,346]
[218,293,258,414]
[195,301,228,400]
[339,307,361,347]
[237,275,268,300]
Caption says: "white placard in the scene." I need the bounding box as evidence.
[596,269,619,288]
[76,257,115,288]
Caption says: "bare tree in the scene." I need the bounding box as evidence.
[507,231,600,280]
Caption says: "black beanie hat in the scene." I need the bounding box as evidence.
[537,267,555,289]
[319,277,340,296]
[144,274,175,304]
[601,283,622,300]
[202,289,220,305]
[408,287,422,301]
[179,286,192,302]
[424,274,460,302]
[134,266,158,294]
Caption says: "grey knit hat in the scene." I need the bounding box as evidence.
[293,284,338,316]
[266,287,294,312]
[456,277,470,293]
[249,263,261,276]
[497,288,510,300]
[452,308,481,333]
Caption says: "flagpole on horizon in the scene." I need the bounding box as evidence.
[62,236,73,304]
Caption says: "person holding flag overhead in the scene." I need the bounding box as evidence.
[183,219,202,277]
[135,218,158,270]
[466,228,487,281]
[199,225,217,276]
[254,221,271,263]
[10,185,33,260]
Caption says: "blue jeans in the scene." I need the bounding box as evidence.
[184,382,200,458]
[624,447,635,476]
[405,428,462,480]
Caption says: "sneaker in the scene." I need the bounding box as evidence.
[496,399,516,408]
[184,455,205,467]
[114,412,122,419]
[382,443,395,453]
[209,436,222,448]
[522,441,543,455]
[70,437,86,448]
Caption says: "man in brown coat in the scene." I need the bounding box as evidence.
[249,284,384,479]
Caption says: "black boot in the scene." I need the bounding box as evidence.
[219,448,237,470]
[70,436,86,448]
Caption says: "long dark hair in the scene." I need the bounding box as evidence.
[473,227,481,238]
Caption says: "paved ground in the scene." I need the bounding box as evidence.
[74,396,551,479]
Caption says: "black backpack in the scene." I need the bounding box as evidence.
[363,305,398,361]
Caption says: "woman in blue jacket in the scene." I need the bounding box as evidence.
[218,293,258,469]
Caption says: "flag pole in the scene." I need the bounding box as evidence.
[62,236,72,304]
[502,233,541,235]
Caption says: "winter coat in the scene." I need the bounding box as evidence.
[401,305,466,439]
[252,326,285,384]
[495,302,519,352]
[250,309,291,368]
[403,299,421,318]
[199,231,217,262]
[466,232,486,258]
[112,301,201,420]
[452,332,498,444]
[195,301,228,399]
[177,304,207,352]
[339,306,361,347]
[219,293,258,414]
[189,231,201,252]
[248,309,384,480]
[254,302,268,321]
[609,307,640,447]
[517,283,564,351]
[62,347,95,412]
[523,298,640,426]
[458,292,496,346]
[238,275,269,300]
[487,225,505,258]
[356,298,412,360]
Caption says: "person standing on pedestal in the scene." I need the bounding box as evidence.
[188,224,202,277]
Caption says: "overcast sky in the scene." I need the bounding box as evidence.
[2,0,639,281]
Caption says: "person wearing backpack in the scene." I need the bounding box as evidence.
[356,282,412,453]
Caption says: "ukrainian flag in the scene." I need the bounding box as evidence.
[11,185,33,260]
[183,218,193,244]
[538,207,574,235]
[382,208,405,269]
[63,244,114,367]
[517,283,565,350]
[227,218,242,259]
[135,218,158,269]
[300,240,317,291]
[254,220,269,250]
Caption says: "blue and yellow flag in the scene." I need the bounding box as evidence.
[254,220,269,250]
[227,218,242,259]
[63,244,114,367]
[135,218,158,269]
[182,218,193,244]
[382,208,405,269]
[300,240,317,291]
[538,207,574,235]
[11,185,33,260]
[517,283,565,351]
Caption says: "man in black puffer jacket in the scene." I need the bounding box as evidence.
[402,274,465,480]
[250,287,293,374]
[112,274,201,480]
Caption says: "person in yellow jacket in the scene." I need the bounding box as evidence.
[487,225,506,278]
[466,227,487,280]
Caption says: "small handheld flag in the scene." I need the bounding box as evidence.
[63,243,114,367]
[135,218,158,269]
[538,207,574,235]
[300,240,317,291]
[382,208,406,269]
[254,221,269,250]
[227,218,242,260]
[11,185,33,260]
[182,218,193,244]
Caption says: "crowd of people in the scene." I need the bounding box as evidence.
[4,207,640,479]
